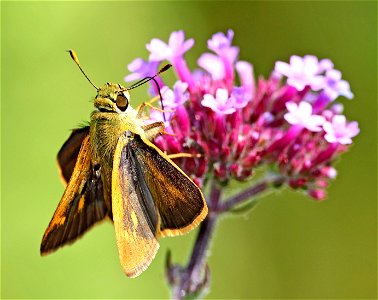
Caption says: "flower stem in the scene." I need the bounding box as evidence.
[168,176,285,299]
[170,181,221,300]
[219,175,285,213]
[180,213,217,298]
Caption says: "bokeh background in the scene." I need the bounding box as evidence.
[2,1,377,299]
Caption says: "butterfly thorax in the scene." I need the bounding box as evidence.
[89,83,147,213]
[89,83,145,167]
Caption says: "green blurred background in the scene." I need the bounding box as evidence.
[2,1,377,299]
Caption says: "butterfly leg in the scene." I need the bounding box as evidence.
[167,153,202,159]
[136,102,174,119]
[142,123,202,158]
[142,121,165,141]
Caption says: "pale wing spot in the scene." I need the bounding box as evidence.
[53,216,66,227]
[124,231,130,241]
[78,195,85,211]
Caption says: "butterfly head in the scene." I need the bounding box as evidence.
[94,83,130,113]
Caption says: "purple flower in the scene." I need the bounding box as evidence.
[125,29,358,198]
[197,53,225,80]
[275,55,325,91]
[317,58,334,73]
[331,103,344,114]
[146,30,195,89]
[125,30,359,299]
[161,81,189,109]
[284,101,325,132]
[323,115,359,144]
[197,30,239,85]
[201,88,236,115]
[146,30,194,62]
[235,61,255,99]
[148,109,173,129]
[322,69,354,100]
[124,58,159,81]
[207,29,239,63]
[230,87,250,109]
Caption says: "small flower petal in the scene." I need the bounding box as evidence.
[207,29,239,65]
[201,88,237,115]
[124,58,158,82]
[208,29,234,54]
[323,115,359,144]
[231,87,250,109]
[147,38,172,61]
[318,58,334,72]
[275,55,330,91]
[235,61,255,99]
[147,30,194,62]
[284,101,325,132]
[322,69,354,100]
[198,53,225,80]
[161,81,189,109]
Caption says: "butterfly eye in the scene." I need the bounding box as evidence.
[116,93,128,111]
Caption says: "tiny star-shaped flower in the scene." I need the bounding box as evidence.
[284,101,326,132]
[201,88,237,115]
[146,30,194,62]
[275,55,325,91]
[323,115,359,144]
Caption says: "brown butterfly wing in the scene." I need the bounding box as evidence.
[127,134,208,237]
[57,126,90,185]
[41,135,108,255]
[112,134,160,277]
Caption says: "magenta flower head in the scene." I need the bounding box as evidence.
[124,29,359,298]
[126,30,358,197]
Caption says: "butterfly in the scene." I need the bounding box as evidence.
[40,50,208,277]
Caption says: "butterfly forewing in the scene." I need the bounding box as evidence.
[112,134,160,277]
[41,135,108,255]
[126,133,208,237]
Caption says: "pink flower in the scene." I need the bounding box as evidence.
[198,29,239,85]
[198,53,225,80]
[146,30,194,62]
[230,87,250,109]
[161,81,189,109]
[284,101,325,132]
[125,30,358,197]
[201,88,236,115]
[207,29,239,63]
[124,58,159,81]
[125,31,359,297]
[235,61,255,100]
[275,55,325,91]
[322,69,354,100]
[146,30,195,89]
[323,115,359,144]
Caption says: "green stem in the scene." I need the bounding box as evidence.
[218,175,285,213]
[170,181,221,300]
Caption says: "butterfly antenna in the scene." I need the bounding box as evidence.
[127,64,172,121]
[67,49,98,90]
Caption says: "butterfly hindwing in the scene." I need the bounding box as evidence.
[57,126,90,185]
[112,133,159,277]
[41,135,108,255]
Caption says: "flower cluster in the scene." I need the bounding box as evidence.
[125,30,359,200]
